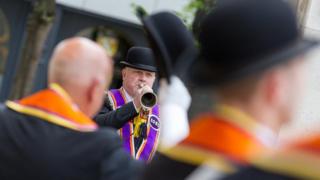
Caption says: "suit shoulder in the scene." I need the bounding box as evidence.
[92,127,122,144]
[144,153,197,180]
[105,91,115,109]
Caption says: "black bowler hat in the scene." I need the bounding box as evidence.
[193,0,318,86]
[142,12,198,82]
[120,47,157,72]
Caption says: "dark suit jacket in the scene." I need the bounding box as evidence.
[94,95,138,129]
[0,104,143,180]
[143,153,198,180]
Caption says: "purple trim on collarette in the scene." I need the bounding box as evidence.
[139,105,160,162]
[110,89,125,107]
[109,89,133,155]
[152,105,159,116]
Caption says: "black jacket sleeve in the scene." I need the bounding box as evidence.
[94,99,138,129]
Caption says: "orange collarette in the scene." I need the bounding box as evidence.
[181,104,265,164]
[6,83,97,132]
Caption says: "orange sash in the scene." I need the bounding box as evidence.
[6,83,97,132]
[162,105,266,173]
[182,113,264,164]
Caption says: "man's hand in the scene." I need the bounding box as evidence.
[159,76,191,110]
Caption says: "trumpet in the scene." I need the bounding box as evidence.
[141,91,157,110]
[138,84,157,110]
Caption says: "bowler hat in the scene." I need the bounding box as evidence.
[142,12,198,82]
[193,0,318,86]
[120,47,157,72]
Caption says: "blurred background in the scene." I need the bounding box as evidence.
[0,0,319,143]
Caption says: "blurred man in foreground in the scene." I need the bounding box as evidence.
[0,37,141,180]
[144,0,318,179]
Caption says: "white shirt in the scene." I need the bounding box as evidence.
[122,87,133,102]
[121,87,139,112]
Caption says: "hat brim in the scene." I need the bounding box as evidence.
[142,12,198,83]
[192,38,319,86]
[120,61,157,72]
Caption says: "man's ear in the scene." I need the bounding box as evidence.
[87,78,100,105]
[122,68,127,80]
[263,69,285,107]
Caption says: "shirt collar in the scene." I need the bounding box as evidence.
[121,87,133,102]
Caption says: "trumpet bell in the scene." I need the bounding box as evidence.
[141,92,157,109]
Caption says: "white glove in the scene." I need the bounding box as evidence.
[158,76,191,149]
[159,76,191,109]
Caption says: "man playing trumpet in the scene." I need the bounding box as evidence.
[95,47,160,162]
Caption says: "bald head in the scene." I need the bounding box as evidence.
[48,37,113,117]
[49,37,112,86]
